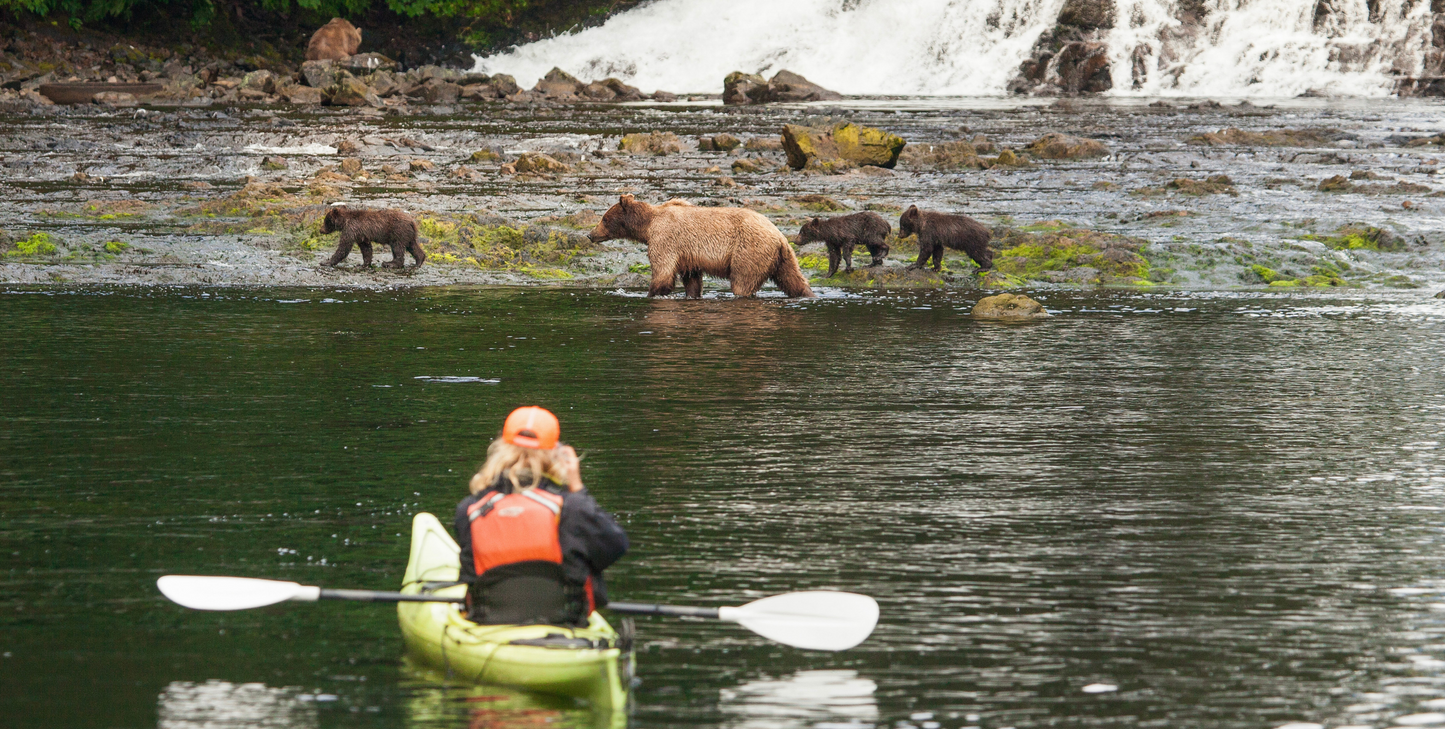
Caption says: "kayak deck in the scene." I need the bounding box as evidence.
[397,512,630,712]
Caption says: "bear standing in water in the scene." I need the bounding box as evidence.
[899,205,992,272]
[588,195,813,298]
[320,206,426,269]
[797,212,891,277]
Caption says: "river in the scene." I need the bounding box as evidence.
[3,285,1444,728]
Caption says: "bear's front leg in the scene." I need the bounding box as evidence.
[359,241,375,268]
[323,238,353,267]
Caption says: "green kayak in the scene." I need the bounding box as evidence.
[397,512,631,712]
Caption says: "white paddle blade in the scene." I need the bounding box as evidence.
[721,591,880,651]
[157,576,316,611]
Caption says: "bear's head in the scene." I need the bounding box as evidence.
[588,194,651,244]
[321,205,349,235]
[898,205,921,238]
[797,217,824,244]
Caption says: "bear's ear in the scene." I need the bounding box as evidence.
[619,194,635,204]
[906,204,918,212]
[811,217,820,222]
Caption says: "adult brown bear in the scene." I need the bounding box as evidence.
[588,195,814,299]
[899,205,992,271]
[307,18,362,62]
[320,206,426,269]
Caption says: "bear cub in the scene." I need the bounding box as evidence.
[898,205,992,272]
[797,212,891,277]
[320,206,426,269]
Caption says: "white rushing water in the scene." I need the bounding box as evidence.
[473,0,1440,97]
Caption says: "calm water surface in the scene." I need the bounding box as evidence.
[3,286,1445,729]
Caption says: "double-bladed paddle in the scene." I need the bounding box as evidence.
[156,575,878,651]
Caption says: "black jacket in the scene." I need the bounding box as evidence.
[454,477,629,610]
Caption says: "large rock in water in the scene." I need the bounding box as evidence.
[723,69,841,105]
[781,122,906,171]
[1025,133,1109,158]
[534,67,583,98]
[972,294,1049,320]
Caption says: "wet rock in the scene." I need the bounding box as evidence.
[1188,127,1357,146]
[409,159,436,172]
[989,149,1028,167]
[900,141,985,170]
[973,293,1049,320]
[744,136,783,151]
[339,158,363,175]
[971,134,997,153]
[602,78,644,101]
[698,133,742,152]
[651,90,678,102]
[1435,290,1445,299]
[512,152,571,174]
[470,149,501,162]
[791,194,848,211]
[1166,175,1236,194]
[261,156,288,170]
[534,67,583,98]
[581,82,616,100]
[1026,132,1109,158]
[301,60,340,88]
[410,79,460,104]
[490,75,520,97]
[326,73,371,106]
[730,157,770,174]
[93,91,137,107]
[1318,175,1353,192]
[1054,42,1113,93]
[619,132,683,155]
[283,85,324,105]
[723,71,767,105]
[307,18,362,62]
[1058,0,1116,29]
[461,83,499,101]
[336,139,362,155]
[723,69,841,105]
[242,70,277,94]
[782,122,906,171]
[991,225,1152,285]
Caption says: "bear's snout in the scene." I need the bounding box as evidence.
[586,222,613,243]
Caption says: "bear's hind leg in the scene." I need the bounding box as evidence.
[842,243,855,273]
[826,244,841,278]
[409,239,427,267]
[383,238,406,269]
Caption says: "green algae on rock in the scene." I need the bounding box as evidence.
[1301,224,1406,252]
[619,132,683,155]
[989,225,1155,285]
[782,123,906,171]
[973,293,1049,319]
[1188,128,1356,146]
[900,141,987,171]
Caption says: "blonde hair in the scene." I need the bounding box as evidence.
[470,437,564,494]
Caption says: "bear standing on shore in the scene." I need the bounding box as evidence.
[798,212,891,277]
[588,195,814,298]
[320,206,426,269]
[899,205,993,272]
[307,18,362,62]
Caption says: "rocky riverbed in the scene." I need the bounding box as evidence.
[1,92,1444,292]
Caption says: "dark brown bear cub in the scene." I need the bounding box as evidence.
[797,212,891,277]
[320,206,426,269]
[898,205,992,272]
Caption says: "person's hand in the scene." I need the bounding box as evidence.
[554,444,584,492]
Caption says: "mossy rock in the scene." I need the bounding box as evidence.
[1188,127,1354,146]
[513,153,571,174]
[973,293,1049,320]
[1166,175,1235,195]
[790,194,848,212]
[1301,224,1405,252]
[782,122,906,171]
[900,141,985,170]
[990,226,1154,285]
[619,132,682,155]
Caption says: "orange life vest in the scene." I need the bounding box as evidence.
[467,487,565,573]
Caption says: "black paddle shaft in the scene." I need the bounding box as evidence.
[318,588,465,604]
[606,601,722,619]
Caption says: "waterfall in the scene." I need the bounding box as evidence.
[472,0,1069,95]
[473,0,1441,96]
[1106,0,1437,97]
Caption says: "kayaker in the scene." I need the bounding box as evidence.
[454,406,629,627]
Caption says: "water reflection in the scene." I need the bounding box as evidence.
[719,670,877,729]
[157,680,319,729]
[402,682,624,729]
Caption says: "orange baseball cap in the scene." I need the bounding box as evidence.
[502,406,559,450]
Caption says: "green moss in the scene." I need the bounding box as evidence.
[103,240,129,254]
[797,253,829,270]
[991,227,1154,285]
[1301,224,1404,252]
[5,233,58,257]
[627,262,651,274]
[413,215,593,272]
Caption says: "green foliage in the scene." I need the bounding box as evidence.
[5,232,58,257]
[103,240,129,253]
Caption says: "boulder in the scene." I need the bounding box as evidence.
[767,70,842,102]
[1318,175,1353,192]
[581,82,616,100]
[513,152,571,174]
[301,60,340,88]
[283,85,324,104]
[602,78,644,100]
[972,293,1049,320]
[730,157,770,174]
[1057,0,1116,29]
[900,141,985,170]
[651,90,677,102]
[1435,290,1445,299]
[781,122,906,171]
[490,74,520,97]
[261,156,288,170]
[1052,42,1113,94]
[306,18,362,62]
[723,69,841,105]
[1025,132,1109,158]
[723,71,767,105]
[413,79,460,104]
[461,83,499,100]
[326,73,371,106]
[699,133,741,152]
[534,67,583,98]
[241,70,277,94]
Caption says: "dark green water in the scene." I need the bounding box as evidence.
[3,286,1445,729]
